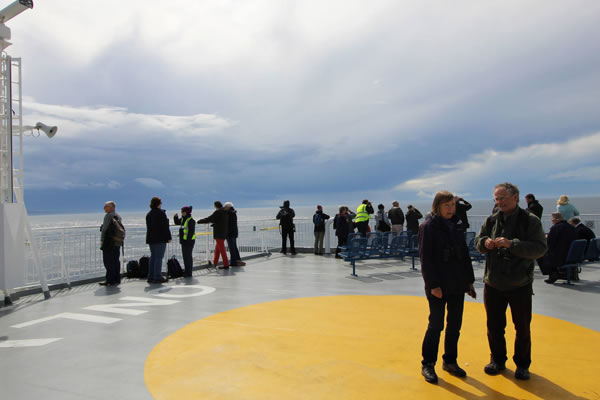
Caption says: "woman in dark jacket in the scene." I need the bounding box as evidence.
[418,190,476,384]
[224,202,245,267]
[197,201,230,269]
[146,196,172,283]
[333,206,350,259]
[173,206,195,277]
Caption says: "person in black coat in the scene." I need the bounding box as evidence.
[224,202,245,266]
[197,201,230,269]
[453,197,472,232]
[406,205,423,236]
[538,212,577,283]
[569,217,596,244]
[276,200,296,255]
[146,197,172,283]
[333,206,350,259]
[173,206,195,277]
[525,194,543,219]
[418,191,476,384]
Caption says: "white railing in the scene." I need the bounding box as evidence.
[20,214,600,288]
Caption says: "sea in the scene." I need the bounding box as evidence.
[28,196,600,229]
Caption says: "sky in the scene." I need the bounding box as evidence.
[4,0,600,214]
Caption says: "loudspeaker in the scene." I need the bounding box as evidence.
[35,122,57,138]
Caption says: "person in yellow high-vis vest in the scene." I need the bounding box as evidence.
[355,199,374,236]
[173,206,196,277]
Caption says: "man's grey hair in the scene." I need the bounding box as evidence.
[569,217,581,225]
[104,201,116,208]
[392,200,399,206]
[551,212,564,221]
[494,182,520,198]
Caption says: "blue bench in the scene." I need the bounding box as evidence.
[340,232,418,276]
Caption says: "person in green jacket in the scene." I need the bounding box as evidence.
[474,182,547,381]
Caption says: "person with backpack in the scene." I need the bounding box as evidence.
[99,201,124,286]
[375,203,391,233]
[276,200,296,255]
[146,196,172,284]
[173,206,195,277]
[197,201,230,269]
[312,205,330,255]
[474,182,547,381]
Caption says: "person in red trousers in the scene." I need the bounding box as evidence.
[197,201,230,269]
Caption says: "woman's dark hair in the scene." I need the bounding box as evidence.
[431,190,455,216]
[149,196,162,209]
[214,201,223,208]
[378,203,384,210]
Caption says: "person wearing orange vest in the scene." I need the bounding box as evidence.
[174,206,196,277]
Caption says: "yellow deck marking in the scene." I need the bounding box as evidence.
[145,295,600,399]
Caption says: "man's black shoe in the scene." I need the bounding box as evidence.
[442,362,467,377]
[335,255,343,259]
[484,361,506,375]
[545,273,558,284]
[515,367,530,380]
[421,364,438,384]
[98,281,108,286]
[291,252,297,256]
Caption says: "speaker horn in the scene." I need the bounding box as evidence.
[35,122,57,138]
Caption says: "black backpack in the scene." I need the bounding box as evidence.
[167,256,184,278]
[138,256,150,279]
[126,260,140,278]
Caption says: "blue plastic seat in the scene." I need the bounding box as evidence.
[584,238,599,262]
[559,239,588,284]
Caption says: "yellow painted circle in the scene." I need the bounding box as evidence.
[145,296,600,399]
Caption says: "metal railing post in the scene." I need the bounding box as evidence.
[60,228,71,288]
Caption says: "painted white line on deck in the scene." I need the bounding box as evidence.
[0,338,63,348]
[11,312,121,328]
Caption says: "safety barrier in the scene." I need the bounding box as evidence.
[18,213,600,290]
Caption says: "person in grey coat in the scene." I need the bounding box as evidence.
[100,201,123,286]
[475,182,547,381]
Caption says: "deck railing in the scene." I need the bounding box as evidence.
[21,214,600,288]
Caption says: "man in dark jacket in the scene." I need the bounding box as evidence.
[405,205,423,236]
[224,202,245,266]
[333,206,350,259]
[453,197,472,232]
[475,182,547,381]
[538,213,577,283]
[388,201,405,233]
[276,200,296,255]
[313,205,330,255]
[173,206,195,277]
[100,201,123,286]
[197,201,230,269]
[525,194,543,219]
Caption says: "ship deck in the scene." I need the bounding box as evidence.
[1,253,599,399]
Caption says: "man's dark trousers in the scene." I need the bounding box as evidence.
[484,283,532,368]
[102,245,121,284]
[281,228,295,254]
[181,242,195,276]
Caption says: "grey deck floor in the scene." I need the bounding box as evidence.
[1,253,599,399]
